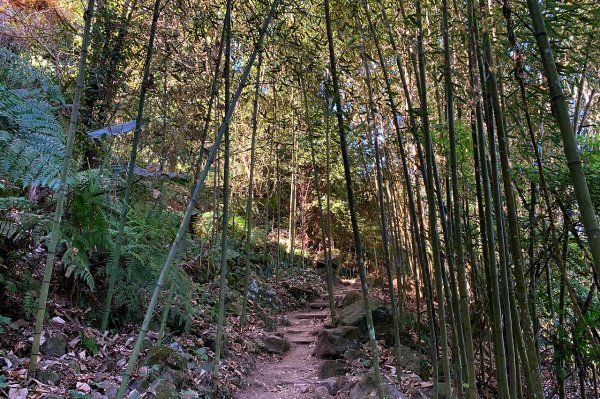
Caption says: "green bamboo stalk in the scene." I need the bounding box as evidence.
[28,0,96,376]
[275,141,282,284]
[414,0,453,395]
[157,19,227,340]
[479,0,544,393]
[441,0,477,394]
[240,50,263,327]
[114,2,280,395]
[302,81,336,322]
[324,0,384,396]
[212,0,232,381]
[359,39,403,380]
[100,0,162,332]
[212,0,235,384]
[376,3,440,388]
[324,88,334,293]
[524,0,600,277]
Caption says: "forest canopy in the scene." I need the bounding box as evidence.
[0,0,599,397]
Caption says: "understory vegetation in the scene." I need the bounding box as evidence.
[0,0,599,397]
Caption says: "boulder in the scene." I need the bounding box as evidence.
[143,345,187,371]
[348,372,405,399]
[318,359,348,379]
[340,291,362,307]
[138,344,190,392]
[283,282,318,302]
[407,386,429,399]
[260,335,290,355]
[148,379,177,399]
[159,368,190,390]
[99,381,119,398]
[248,279,283,310]
[201,331,229,355]
[166,306,190,335]
[313,386,334,399]
[317,378,341,396]
[337,298,382,326]
[41,334,67,357]
[337,298,398,346]
[343,349,363,362]
[101,357,117,372]
[366,274,386,288]
[313,326,360,359]
[67,359,81,373]
[397,345,430,381]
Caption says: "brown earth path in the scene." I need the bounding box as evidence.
[235,283,360,399]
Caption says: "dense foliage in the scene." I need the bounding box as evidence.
[1,0,599,397]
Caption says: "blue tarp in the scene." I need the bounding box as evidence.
[87,120,136,139]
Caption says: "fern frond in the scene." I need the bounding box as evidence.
[0,50,69,189]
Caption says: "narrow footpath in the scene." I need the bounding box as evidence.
[236,283,359,399]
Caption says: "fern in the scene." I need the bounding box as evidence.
[23,290,38,319]
[60,180,111,291]
[0,49,68,189]
[0,196,30,210]
[62,242,96,291]
[107,205,195,321]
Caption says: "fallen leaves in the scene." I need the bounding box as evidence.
[8,387,28,399]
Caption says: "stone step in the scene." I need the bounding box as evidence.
[322,294,343,301]
[295,313,328,320]
[279,380,312,386]
[284,328,310,334]
[289,338,314,345]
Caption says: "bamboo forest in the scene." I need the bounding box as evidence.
[0,0,599,397]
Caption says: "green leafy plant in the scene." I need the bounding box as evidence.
[69,390,91,399]
[61,179,111,291]
[0,49,67,189]
[0,314,17,333]
[82,335,99,356]
[23,290,38,319]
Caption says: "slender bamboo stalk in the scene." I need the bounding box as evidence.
[441,0,477,394]
[158,20,228,339]
[359,34,403,380]
[212,0,232,384]
[324,87,334,291]
[480,0,544,393]
[114,2,280,395]
[524,0,600,277]
[101,0,162,332]
[466,0,510,395]
[28,0,96,375]
[276,141,282,284]
[241,50,264,327]
[414,0,453,395]
[302,80,336,321]
[324,1,384,396]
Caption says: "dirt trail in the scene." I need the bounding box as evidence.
[236,283,359,399]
